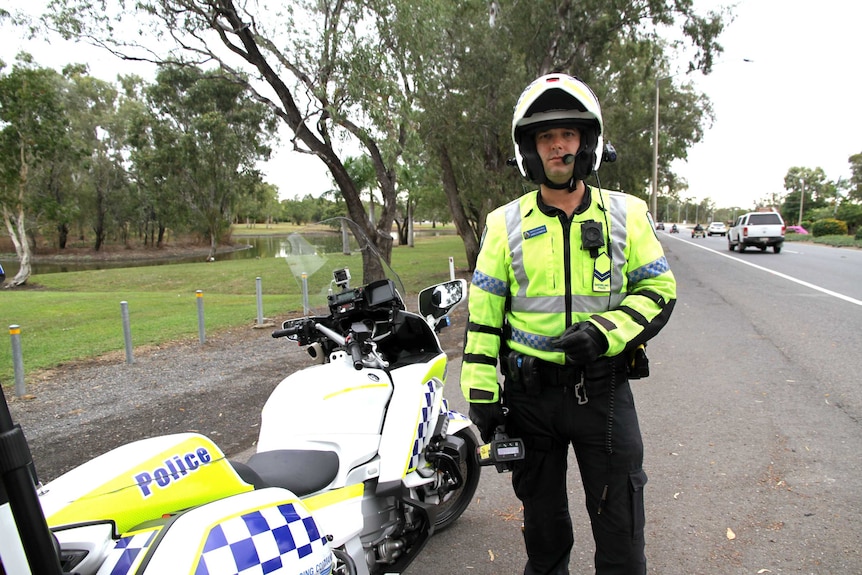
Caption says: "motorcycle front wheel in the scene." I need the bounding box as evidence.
[432,429,481,533]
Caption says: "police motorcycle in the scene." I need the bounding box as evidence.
[0,218,479,575]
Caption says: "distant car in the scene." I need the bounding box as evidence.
[707,222,728,236]
[786,225,809,235]
[728,211,785,253]
[656,222,665,231]
[691,224,705,238]
[670,224,679,233]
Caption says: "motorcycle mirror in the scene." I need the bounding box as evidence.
[418,279,467,321]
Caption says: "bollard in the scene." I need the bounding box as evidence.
[302,273,309,316]
[196,290,206,344]
[256,277,264,326]
[9,325,25,397]
[120,301,134,364]
[449,257,455,281]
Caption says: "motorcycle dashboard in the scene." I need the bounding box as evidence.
[328,288,363,316]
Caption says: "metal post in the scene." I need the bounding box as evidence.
[9,325,24,397]
[255,277,264,326]
[449,257,455,281]
[301,273,309,316]
[798,179,805,226]
[120,301,133,364]
[196,290,206,344]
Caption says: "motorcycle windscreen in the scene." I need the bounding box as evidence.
[41,433,254,533]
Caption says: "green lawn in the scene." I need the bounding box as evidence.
[1,234,467,386]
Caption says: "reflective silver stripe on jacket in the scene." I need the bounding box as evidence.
[510,293,627,313]
[607,191,628,292]
[505,189,629,315]
[505,200,528,298]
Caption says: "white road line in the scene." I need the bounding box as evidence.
[662,235,862,306]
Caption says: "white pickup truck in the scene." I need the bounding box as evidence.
[728,211,786,253]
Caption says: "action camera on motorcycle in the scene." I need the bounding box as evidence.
[333,267,351,289]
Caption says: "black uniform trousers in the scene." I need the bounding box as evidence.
[505,356,647,575]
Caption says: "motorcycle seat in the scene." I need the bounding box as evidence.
[245,449,340,496]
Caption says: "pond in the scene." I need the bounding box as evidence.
[0,229,457,276]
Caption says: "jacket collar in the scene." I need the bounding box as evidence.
[537,186,593,217]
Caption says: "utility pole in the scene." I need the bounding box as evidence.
[798,179,805,226]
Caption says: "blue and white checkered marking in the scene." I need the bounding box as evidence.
[471,270,508,297]
[409,380,440,471]
[627,255,670,284]
[194,502,331,575]
[101,530,158,575]
[442,398,469,422]
[511,326,556,352]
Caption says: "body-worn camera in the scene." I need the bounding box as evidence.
[581,220,605,257]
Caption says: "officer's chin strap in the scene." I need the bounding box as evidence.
[543,177,575,191]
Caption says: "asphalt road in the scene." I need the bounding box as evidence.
[415,235,862,575]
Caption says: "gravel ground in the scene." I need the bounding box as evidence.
[6,305,467,484]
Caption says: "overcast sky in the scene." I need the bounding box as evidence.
[3,0,860,210]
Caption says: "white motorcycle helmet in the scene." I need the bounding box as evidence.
[512,73,604,188]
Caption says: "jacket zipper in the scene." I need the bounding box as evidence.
[560,213,573,328]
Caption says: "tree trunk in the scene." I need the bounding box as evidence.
[438,144,481,272]
[2,203,32,287]
[407,200,414,248]
[208,232,218,261]
[57,223,69,249]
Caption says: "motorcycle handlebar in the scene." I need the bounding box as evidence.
[274,320,366,369]
[271,321,307,339]
[347,336,364,370]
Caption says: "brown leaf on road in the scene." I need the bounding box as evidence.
[726,527,736,540]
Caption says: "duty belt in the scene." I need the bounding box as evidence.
[502,351,587,402]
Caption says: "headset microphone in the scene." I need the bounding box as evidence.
[562,154,575,165]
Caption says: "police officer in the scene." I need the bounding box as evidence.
[461,73,677,575]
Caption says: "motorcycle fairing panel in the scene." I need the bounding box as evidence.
[93,487,332,575]
[40,433,255,533]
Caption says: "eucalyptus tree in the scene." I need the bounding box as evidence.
[47,0,422,279]
[0,57,71,286]
[782,166,829,224]
[59,66,135,251]
[850,152,862,204]
[390,0,726,269]
[44,0,726,273]
[138,65,277,260]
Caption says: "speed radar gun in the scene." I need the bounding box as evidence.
[476,424,525,473]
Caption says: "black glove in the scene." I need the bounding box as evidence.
[469,401,506,444]
[552,321,608,365]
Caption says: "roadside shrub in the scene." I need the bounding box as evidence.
[811,218,848,237]
[855,227,862,241]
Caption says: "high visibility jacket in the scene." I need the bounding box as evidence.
[461,187,676,403]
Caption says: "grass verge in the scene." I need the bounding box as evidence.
[1,234,467,385]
